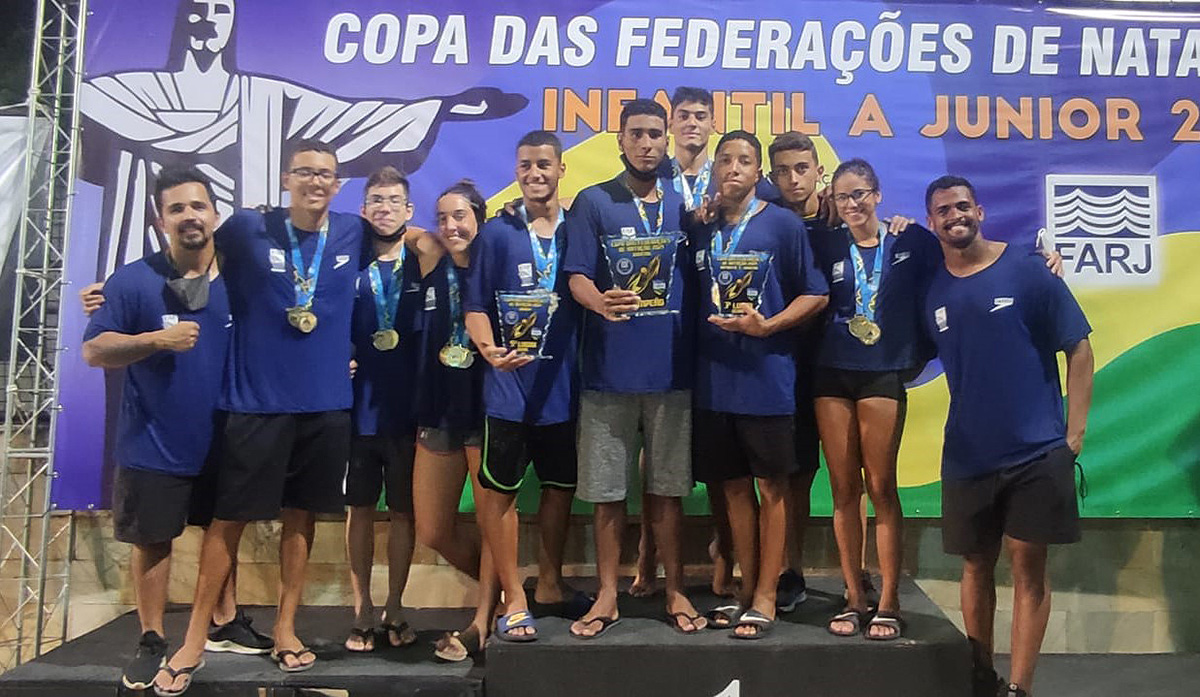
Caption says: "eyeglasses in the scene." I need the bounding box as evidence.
[364,195,409,209]
[832,188,877,205]
[288,167,337,183]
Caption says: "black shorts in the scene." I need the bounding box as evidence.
[814,368,907,402]
[793,374,820,475]
[478,417,577,493]
[213,411,351,521]
[693,410,798,484]
[345,432,416,512]
[942,445,1082,555]
[112,465,209,545]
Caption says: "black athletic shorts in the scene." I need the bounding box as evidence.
[813,368,907,402]
[112,465,209,545]
[345,432,416,512]
[692,410,798,484]
[478,417,577,493]
[942,445,1082,555]
[213,410,351,520]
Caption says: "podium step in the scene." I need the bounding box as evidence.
[486,575,971,697]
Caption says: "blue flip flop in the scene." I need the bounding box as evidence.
[495,610,538,643]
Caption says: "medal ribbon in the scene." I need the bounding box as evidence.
[445,263,468,348]
[674,158,712,210]
[368,246,405,332]
[710,197,759,260]
[848,222,887,321]
[285,217,329,309]
[627,178,664,237]
[519,204,564,292]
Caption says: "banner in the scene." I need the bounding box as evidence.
[56,0,1200,517]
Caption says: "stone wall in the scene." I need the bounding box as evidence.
[68,513,1200,653]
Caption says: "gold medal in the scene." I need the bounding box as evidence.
[439,344,475,369]
[287,307,318,334]
[848,315,881,346]
[372,328,399,351]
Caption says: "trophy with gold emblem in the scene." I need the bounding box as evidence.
[602,232,680,317]
[497,291,558,359]
[710,251,772,317]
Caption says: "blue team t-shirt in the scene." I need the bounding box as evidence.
[924,245,1091,480]
[691,202,828,415]
[83,253,231,476]
[351,250,423,436]
[562,174,695,393]
[464,211,580,425]
[415,255,485,431]
[215,208,367,414]
[812,223,942,372]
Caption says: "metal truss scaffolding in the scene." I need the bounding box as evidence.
[0,0,87,670]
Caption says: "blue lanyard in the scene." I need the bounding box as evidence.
[367,246,404,331]
[674,158,712,210]
[710,197,758,259]
[519,204,563,292]
[285,217,328,309]
[445,262,468,346]
[628,178,664,237]
[848,222,887,320]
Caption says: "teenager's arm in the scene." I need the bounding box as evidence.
[83,323,199,369]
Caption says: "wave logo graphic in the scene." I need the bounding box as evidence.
[1045,174,1160,287]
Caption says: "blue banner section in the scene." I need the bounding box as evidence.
[55,0,1200,515]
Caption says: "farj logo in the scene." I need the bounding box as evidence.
[1045,174,1159,286]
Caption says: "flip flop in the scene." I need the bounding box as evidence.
[434,625,484,662]
[666,612,708,634]
[152,659,205,697]
[730,609,774,640]
[569,615,620,640]
[827,607,869,637]
[865,610,906,641]
[494,610,538,643]
[270,647,316,673]
[704,603,742,630]
[380,620,416,648]
[344,627,375,652]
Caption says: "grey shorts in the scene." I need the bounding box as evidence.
[417,426,482,453]
[576,390,694,503]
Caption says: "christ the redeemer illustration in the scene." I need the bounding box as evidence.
[80,0,527,279]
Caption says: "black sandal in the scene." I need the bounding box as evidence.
[270,647,316,673]
[152,659,205,697]
[380,620,416,648]
[434,624,483,662]
[865,610,905,641]
[704,603,742,630]
[345,627,375,652]
[730,609,774,640]
[827,607,869,637]
[666,612,708,634]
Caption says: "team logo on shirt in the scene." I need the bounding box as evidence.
[334,254,350,269]
[161,314,179,328]
[934,306,948,332]
[831,261,845,283]
[269,248,286,273]
[620,226,637,238]
[1044,174,1160,286]
[892,251,910,265]
[518,263,534,286]
[424,286,437,311]
[990,297,1014,312]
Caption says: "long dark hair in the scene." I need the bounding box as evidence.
[436,179,487,228]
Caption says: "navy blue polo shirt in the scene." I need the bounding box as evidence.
[215,208,367,413]
[812,223,943,372]
[924,245,1091,480]
[562,174,695,393]
[351,249,424,436]
[464,210,580,425]
[83,253,231,476]
[692,202,828,415]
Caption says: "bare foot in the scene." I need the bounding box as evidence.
[709,539,736,597]
[570,593,619,638]
[665,591,707,632]
[629,573,659,598]
[153,645,205,693]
